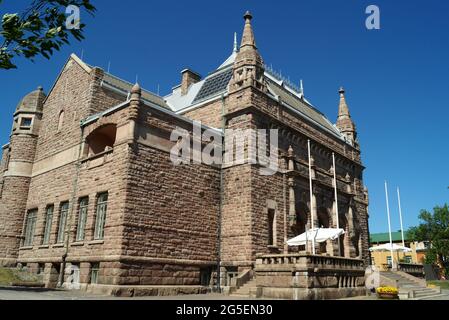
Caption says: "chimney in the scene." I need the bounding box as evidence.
[181,69,201,96]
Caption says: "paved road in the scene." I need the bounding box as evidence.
[1,287,448,300]
[0,287,255,300]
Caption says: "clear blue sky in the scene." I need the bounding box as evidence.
[1,0,448,233]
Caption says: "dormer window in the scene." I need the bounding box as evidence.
[20,117,32,129]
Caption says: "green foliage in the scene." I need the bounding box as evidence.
[0,0,96,69]
[428,280,449,290]
[408,204,449,277]
[0,267,41,285]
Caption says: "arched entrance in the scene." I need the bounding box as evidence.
[317,207,332,255]
[292,202,308,252]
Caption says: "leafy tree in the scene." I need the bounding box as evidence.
[408,204,449,278]
[1,0,95,69]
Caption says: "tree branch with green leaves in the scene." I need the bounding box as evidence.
[0,0,95,69]
[408,204,449,278]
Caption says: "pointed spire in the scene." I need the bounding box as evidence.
[130,82,141,101]
[338,87,350,117]
[240,11,256,50]
[229,11,266,93]
[233,32,238,53]
[131,82,141,95]
[336,87,357,144]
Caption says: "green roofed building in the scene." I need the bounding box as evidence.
[370,231,412,244]
[369,231,428,269]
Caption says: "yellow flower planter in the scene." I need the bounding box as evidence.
[376,287,399,299]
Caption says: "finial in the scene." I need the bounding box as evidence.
[131,82,141,94]
[244,11,253,22]
[300,80,304,95]
[37,86,43,91]
[339,87,345,95]
[288,145,294,157]
[233,32,238,53]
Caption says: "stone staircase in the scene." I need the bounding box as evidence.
[381,271,442,299]
[230,277,258,298]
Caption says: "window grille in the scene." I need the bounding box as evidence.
[76,198,89,241]
[94,193,108,240]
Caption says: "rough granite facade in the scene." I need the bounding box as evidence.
[0,12,370,297]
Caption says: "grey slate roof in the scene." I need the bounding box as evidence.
[265,77,342,137]
[192,68,233,104]
[162,49,344,141]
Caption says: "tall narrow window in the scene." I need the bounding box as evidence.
[57,202,69,243]
[24,209,37,247]
[268,209,276,246]
[42,205,54,245]
[90,263,100,284]
[94,193,108,240]
[57,110,64,132]
[76,197,89,241]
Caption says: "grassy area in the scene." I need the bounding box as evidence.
[0,268,42,286]
[0,268,22,285]
[428,281,449,290]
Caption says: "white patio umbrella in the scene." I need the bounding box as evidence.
[287,228,345,246]
[369,243,412,253]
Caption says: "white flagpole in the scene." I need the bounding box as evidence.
[333,152,341,256]
[397,187,405,248]
[385,181,395,269]
[308,140,316,255]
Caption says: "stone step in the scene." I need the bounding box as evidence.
[414,288,437,293]
[414,293,449,300]
[415,292,440,298]
[231,279,258,297]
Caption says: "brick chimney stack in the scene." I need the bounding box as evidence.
[181,69,201,96]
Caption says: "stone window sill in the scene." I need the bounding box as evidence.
[38,245,50,249]
[71,242,85,247]
[88,240,104,245]
[268,245,279,249]
[19,246,33,250]
[52,243,64,248]
[81,148,113,163]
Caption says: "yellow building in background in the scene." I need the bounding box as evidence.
[370,231,428,271]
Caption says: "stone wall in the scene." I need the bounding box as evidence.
[118,105,221,287]
[181,99,224,129]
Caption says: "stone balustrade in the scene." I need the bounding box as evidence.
[256,253,364,271]
[398,263,425,278]
[254,253,366,299]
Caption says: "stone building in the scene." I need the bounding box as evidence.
[0,12,370,297]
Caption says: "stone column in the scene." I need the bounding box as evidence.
[128,83,141,142]
[288,178,296,225]
[332,200,341,256]
[287,146,296,228]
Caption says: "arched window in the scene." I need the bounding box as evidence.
[85,124,117,156]
[317,208,331,254]
[268,208,276,246]
[57,110,64,132]
[294,202,308,235]
[317,208,330,228]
